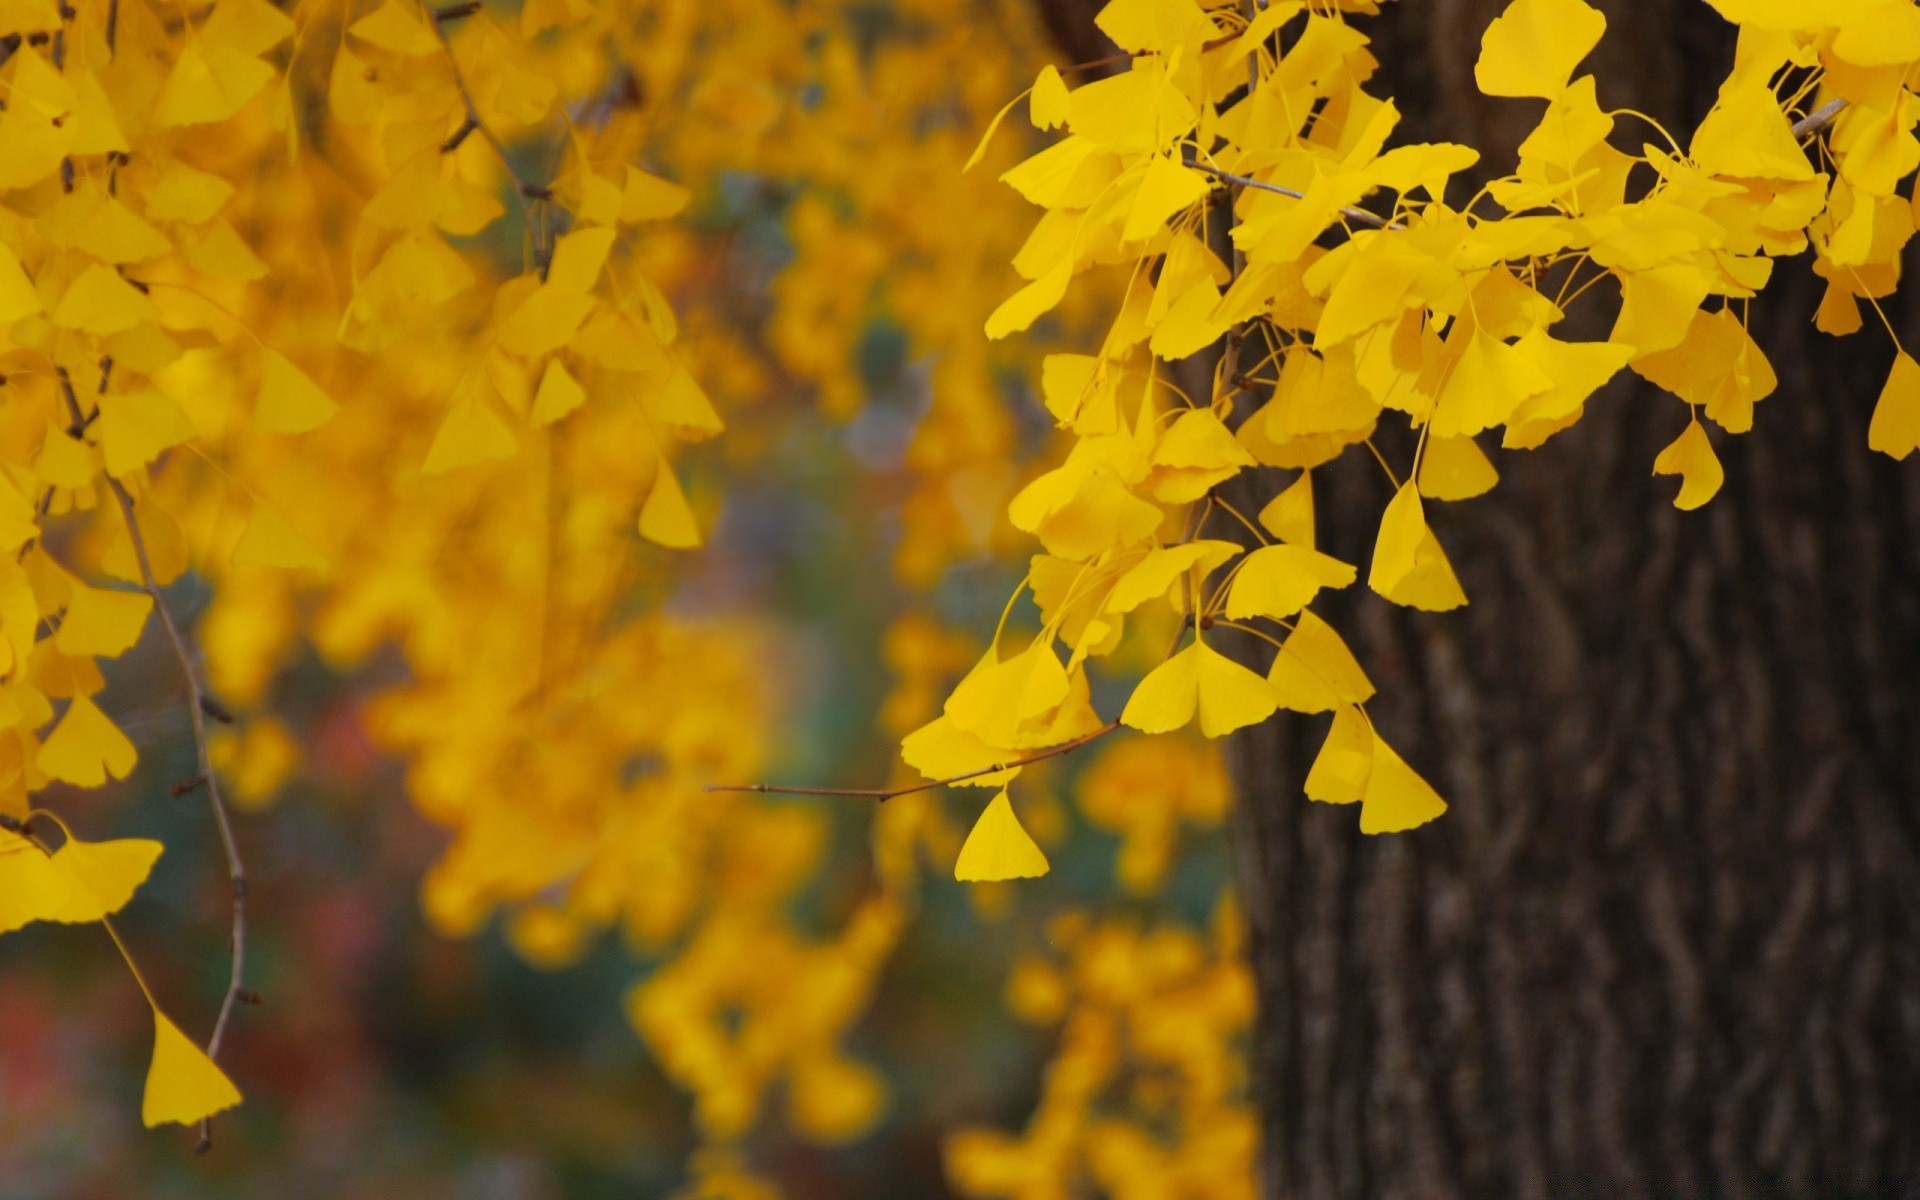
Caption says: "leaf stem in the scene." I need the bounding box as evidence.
[706,721,1122,802]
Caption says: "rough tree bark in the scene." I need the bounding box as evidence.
[1224,4,1920,1196]
[1025,1,1920,1195]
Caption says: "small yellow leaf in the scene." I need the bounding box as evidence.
[1121,637,1279,738]
[985,261,1071,341]
[0,242,44,324]
[639,460,700,548]
[255,350,339,434]
[1651,417,1724,510]
[954,790,1049,882]
[183,218,269,280]
[1368,483,1467,611]
[142,1011,242,1128]
[143,160,234,223]
[1224,544,1356,620]
[232,502,329,572]
[347,0,441,55]
[1304,706,1372,803]
[36,695,137,787]
[499,286,597,358]
[94,390,197,478]
[155,41,273,126]
[1474,0,1607,99]
[56,583,152,658]
[545,226,617,294]
[1030,65,1069,130]
[901,714,1019,788]
[1258,471,1315,546]
[1868,351,1920,460]
[1417,435,1499,501]
[945,639,1071,744]
[46,835,163,922]
[422,397,517,474]
[530,358,587,426]
[1268,610,1374,713]
[51,264,159,335]
[0,830,69,934]
[73,197,172,264]
[1121,155,1211,244]
[621,167,692,222]
[1359,730,1448,834]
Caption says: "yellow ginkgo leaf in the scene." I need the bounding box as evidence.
[945,640,1070,745]
[255,350,339,434]
[642,365,723,442]
[0,242,43,324]
[0,829,69,934]
[11,44,74,117]
[142,1011,242,1128]
[94,389,197,478]
[1121,155,1211,244]
[1473,0,1607,99]
[621,167,693,223]
[954,791,1049,882]
[1104,540,1240,614]
[499,285,598,358]
[545,227,618,294]
[232,502,329,572]
[985,260,1071,341]
[46,835,164,922]
[1268,610,1374,713]
[1418,435,1499,501]
[1030,65,1069,130]
[1652,417,1724,510]
[1304,705,1372,803]
[50,264,159,335]
[639,460,700,548]
[55,583,152,658]
[103,499,188,587]
[36,695,137,787]
[1868,351,1920,460]
[531,358,588,426]
[422,397,518,475]
[1121,637,1280,738]
[1258,470,1314,546]
[1224,544,1356,620]
[901,714,1019,788]
[155,41,273,126]
[183,218,269,281]
[347,0,441,55]
[1368,484,1468,611]
[1359,729,1448,834]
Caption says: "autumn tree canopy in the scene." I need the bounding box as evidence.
[0,0,1914,1194]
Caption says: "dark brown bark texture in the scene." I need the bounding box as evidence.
[1030,0,1920,1195]
[1222,5,1920,1198]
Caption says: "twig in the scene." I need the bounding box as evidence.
[422,2,552,277]
[1792,97,1845,139]
[706,721,1123,802]
[1190,162,1395,230]
[62,374,248,1154]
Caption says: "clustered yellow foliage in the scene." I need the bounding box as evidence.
[0,0,1066,1179]
[947,905,1257,1200]
[923,0,1920,889]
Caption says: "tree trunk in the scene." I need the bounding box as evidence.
[1218,4,1920,1196]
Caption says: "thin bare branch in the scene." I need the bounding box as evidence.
[1793,97,1846,139]
[423,2,552,276]
[1190,162,1396,230]
[60,371,249,1155]
[707,721,1123,802]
